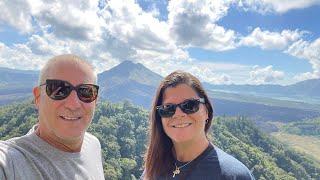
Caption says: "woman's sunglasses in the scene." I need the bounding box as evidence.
[40,79,99,103]
[156,98,205,118]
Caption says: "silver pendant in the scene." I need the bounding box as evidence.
[172,167,180,178]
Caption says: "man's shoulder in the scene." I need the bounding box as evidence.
[0,136,29,170]
[0,135,31,156]
[214,146,255,179]
[84,132,101,147]
[84,132,99,141]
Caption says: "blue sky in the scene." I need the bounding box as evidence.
[0,0,319,85]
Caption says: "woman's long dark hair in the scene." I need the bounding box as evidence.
[144,70,214,179]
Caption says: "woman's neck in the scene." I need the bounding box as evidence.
[173,136,209,162]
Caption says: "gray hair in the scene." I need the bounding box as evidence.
[38,54,97,85]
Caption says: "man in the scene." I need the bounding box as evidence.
[0,54,105,179]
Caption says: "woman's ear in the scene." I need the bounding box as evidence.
[204,104,209,120]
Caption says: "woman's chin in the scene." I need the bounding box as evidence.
[171,136,193,144]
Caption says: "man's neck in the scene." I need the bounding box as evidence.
[36,127,83,152]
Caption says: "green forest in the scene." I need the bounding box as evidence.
[0,100,319,179]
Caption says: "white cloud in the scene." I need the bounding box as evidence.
[0,0,189,72]
[168,0,238,51]
[0,42,46,70]
[0,31,121,73]
[238,0,320,14]
[142,59,250,84]
[100,0,189,62]
[91,52,119,74]
[32,0,103,41]
[249,65,285,84]
[240,27,305,50]
[0,0,103,40]
[0,0,33,33]
[286,38,320,81]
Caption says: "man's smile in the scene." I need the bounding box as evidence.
[59,115,81,121]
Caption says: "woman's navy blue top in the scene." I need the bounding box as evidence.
[143,143,255,180]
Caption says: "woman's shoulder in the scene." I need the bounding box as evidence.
[214,146,255,180]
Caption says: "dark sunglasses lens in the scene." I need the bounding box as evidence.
[77,85,98,103]
[180,99,200,114]
[158,104,176,118]
[46,80,71,100]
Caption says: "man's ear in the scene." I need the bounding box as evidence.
[95,94,99,106]
[33,86,41,109]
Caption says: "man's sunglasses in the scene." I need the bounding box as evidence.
[156,98,205,118]
[40,79,99,103]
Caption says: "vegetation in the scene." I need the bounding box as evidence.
[272,132,320,162]
[212,117,320,179]
[282,118,320,137]
[1,101,320,179]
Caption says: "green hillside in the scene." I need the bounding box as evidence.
[207,90,320,112]
[272,132,320,163]
[282,118,320,137]
[271,118,320,163]
[0,101,319,179]
[212,117,320,179]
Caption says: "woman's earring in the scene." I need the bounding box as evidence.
[205,119,209,124]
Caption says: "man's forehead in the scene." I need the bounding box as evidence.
[45,60,95,82]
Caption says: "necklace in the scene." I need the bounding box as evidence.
[172,159,194,178]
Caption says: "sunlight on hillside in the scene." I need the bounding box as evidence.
[272,132,320,162]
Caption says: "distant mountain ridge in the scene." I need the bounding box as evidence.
[204,78,320,99]
[0,68,38,105]
[0,62,320,124]
[0,67,38,85]
[2,62,319,99]
[287,78,320,97]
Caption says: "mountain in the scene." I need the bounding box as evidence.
[98,61,162,87]
[287,78,320,97]
[1,62,319,126]
[203,78,320,102]
[0,67,38,105]
[98,60,162,108]
[203,83,285,95]
[1,101,319,179]
[0,67,38,83]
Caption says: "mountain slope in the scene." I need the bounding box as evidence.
[97,61,162,107]
[204,78,320,99]
[0,67,39,84]
[0,68,38,105]
[212,116,320,179]
[282,117,320,137]
[98,61,162,87]
[287,79,320,97]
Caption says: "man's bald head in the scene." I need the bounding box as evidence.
[38,54,97,85]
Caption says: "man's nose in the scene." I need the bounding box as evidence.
[64,90,81,110]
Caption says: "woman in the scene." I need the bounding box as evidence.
[143,71,254,180]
